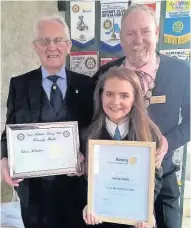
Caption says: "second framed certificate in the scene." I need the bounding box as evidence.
[6,121,80,179]
[88,140,156,227]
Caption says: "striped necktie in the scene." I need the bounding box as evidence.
[113,127,121,140]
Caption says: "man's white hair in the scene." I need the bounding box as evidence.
[33,15,71,40]
[121,4,158,27]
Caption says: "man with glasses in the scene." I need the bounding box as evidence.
[1,15,94,228]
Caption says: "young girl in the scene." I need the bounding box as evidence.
[81,67,166,228]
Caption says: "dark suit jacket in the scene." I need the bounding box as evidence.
[93,54,190,174]
[1,67,95,205]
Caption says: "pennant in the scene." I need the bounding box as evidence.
[160,49,191,61]
[100,57,118,66]
[166,0,191,18]
[70,2,95,48]
[131,1,161,25]
[100,2,129,52]
[163,17,191,44]
[70,51,99,77]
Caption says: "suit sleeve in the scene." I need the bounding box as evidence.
[164,64,190,152]
[154,169,162,201]
[80,78,95,128]
[1,78,15,158]
[92,66,105,83]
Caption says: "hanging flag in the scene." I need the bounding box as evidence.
[131,1,161,25]
[70,51,99,77]
[100,1,129,52]
[165,0,190,18]
[160,49,191,61]
[163,16,190,44]
[100,57,118,66]
[70,2,95,48]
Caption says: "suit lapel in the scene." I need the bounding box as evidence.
[65,69,80,121]
[29,67,42,122]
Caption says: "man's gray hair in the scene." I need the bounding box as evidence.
[121,4,158,26]
[33,15,71,40]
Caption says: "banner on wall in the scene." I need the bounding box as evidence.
[165,0,190,18]
[160,49,191,61]
[131,1,161,25]
[163,0,191,45]
[70,2,95,48]
[163,16,191,44]
[70,51,98,77]
[100,57,118,66]
[100,2,129,52]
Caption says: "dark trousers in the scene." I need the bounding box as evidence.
[20,176,87,228]
[155,171,180,228]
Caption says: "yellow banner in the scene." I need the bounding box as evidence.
[164,33,191,44]
[166,0,191,17]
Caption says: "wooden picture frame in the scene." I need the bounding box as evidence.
[87,139,155,227]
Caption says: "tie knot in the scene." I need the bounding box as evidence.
[47,75,60,84]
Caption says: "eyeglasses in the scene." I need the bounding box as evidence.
[34,37,70,46]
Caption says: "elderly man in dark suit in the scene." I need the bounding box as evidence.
[92,5,190,228]
[1,15,94,228]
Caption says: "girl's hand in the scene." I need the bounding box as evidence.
[83,205,102,225]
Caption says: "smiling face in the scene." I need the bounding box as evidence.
[120,10,159,68]
[102,77,135,124]
[33,20,71,74]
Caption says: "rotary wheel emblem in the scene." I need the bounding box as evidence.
[17,133,25,141]
[85,57,96,70]
[129,157,137,164]
[79,34,86,41]
[63,131,70,137]
[72,5,80,13]
[173,21,183,33]
[103,20,112,29]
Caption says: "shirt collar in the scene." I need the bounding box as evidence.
[41,65,66,79]
[105,117,129,139]
[124,53,158,77]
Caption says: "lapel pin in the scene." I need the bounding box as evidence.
[75,89,79,94]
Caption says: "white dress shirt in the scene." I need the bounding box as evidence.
[105,117,129,139]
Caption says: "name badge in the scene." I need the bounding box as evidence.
[150,95,166,104]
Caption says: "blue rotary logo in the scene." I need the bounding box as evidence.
[173,21,184,33]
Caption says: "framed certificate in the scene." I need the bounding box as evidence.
[6,121,80,179]
[88,140,155,227]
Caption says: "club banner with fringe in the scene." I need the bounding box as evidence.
[163,17,190,45]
